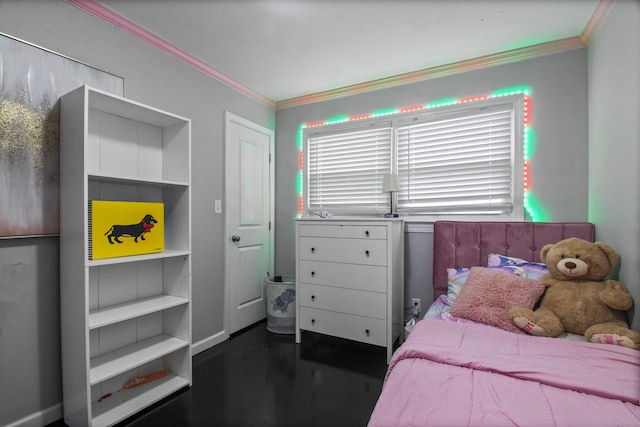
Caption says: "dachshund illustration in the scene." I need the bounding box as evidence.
[105,214,157,244]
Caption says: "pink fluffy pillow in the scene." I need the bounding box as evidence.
[450,266,545,334]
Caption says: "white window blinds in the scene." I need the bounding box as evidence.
[307,124,392,211]
[302,94,523,218]
[397,105,514,214]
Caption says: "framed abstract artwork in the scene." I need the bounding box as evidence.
[0,33,124,237]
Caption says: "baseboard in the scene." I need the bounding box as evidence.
[5,403,62,427]
[192,329,228,356]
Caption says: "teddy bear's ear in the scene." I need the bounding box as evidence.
[540,243,554,263]
[594,242,618,267]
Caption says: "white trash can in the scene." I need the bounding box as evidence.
[265,274,296,334]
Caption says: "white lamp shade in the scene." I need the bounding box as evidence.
[382,173,400,193]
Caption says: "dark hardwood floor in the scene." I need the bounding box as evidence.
[49,321,390,427]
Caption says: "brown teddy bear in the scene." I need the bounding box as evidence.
[509,237,640,350]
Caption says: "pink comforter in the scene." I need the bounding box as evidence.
[368,319,640,427]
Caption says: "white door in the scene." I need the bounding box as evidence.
[224,112,274,335]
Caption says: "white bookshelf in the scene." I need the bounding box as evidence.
[59,85,192,427]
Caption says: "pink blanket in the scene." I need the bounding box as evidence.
[369,319,640,427]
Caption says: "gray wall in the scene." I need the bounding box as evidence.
[275,49,590,312]
[1,0,637,425]
[0,1,273,425]
[588,0,640,329]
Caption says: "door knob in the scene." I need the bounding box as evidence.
[231,235,241,242]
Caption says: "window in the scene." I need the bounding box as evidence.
[307,123,392,211]
[303,94,525,220]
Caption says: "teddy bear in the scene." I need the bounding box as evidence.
[509,237,640,350]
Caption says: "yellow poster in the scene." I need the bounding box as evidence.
[89,200,164,260]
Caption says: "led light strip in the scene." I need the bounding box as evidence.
[298,87,537,220]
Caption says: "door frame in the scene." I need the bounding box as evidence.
[223,111,275,339]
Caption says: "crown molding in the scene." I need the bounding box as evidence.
[66,0,275,108]
[277,0,613,110]
[67,0,610,112]
[580,0,615,45]
[275,37,586,110]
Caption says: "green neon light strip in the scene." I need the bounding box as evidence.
[371,108,399,117]
[297,124,305,150]
[426,98,458,108]
[524,192,547,222]
[297,171,303,195]
[324,115,349,124]
[492,86,531,97]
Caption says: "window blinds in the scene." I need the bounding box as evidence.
[397,105,513,213]
[307,125,392,210]
[303,95,522,217]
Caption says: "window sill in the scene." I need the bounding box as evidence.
[302,212,522,233]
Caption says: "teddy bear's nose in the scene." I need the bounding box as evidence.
[564,261,577,269]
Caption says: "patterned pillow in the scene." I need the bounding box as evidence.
[424,294,482,324]
[487,253,528,266]
[487,253,549,280]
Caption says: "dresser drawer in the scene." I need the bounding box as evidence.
[299,224,387,240]
[299,236,387,266]
[298,260,387,293]
[299,307,387,347]
[299,283,386,319]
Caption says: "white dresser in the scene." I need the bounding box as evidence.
[295,218,404,362]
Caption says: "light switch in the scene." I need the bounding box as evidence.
[215,199,222,214]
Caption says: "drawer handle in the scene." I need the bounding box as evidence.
[311,295,315,301]
[311,271,315,277]
[311,319,315,325]
[365,250,370,257]
[365,329,370,337]
[311,247,315,254]
[365,230,370,237]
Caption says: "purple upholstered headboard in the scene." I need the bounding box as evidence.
[432,221,595,300]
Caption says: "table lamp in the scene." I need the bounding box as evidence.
[382,173,399,218]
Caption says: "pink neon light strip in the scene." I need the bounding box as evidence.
[66,0,274,107]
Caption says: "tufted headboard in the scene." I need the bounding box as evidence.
[432,221,595,300]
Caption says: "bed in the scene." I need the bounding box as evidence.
[368,221,640,427]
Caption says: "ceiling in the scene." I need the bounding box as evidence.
[92,0,602,105]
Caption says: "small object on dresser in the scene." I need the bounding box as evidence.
[312,211,332,218]
[124,369,169,389]
[382,173,400,218]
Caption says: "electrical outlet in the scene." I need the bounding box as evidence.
[411,298,421,316]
